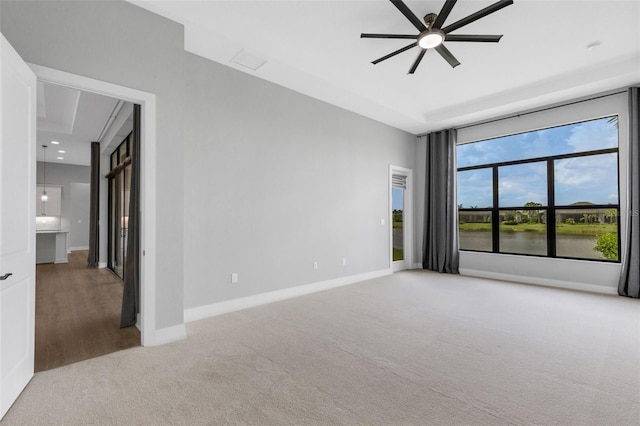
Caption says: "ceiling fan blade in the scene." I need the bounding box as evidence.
[442,0,513,34]
[432,0,457,29]
[372,42,418,65]
[408,49,426,74]
[445,34,503,42]
[435,44,460,68]
[390,0,427,32]
[361,33,418,39]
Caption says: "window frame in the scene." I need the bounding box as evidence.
[390,165,413,272]
[457,117,621,262]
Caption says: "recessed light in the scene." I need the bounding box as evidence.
[51,141,60,145]
[58,150,66,153]
[57,157,64,160]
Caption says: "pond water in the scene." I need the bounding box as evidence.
[459,230,612,260]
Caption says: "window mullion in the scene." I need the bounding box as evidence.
[547,159,556,258]
[492,166,500,253]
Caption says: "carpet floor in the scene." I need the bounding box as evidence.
[2,270,639,425]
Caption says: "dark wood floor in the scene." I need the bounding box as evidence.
[35,251,140,372]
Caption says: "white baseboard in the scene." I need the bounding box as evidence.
[459,268,618,295]
[185,269,392,323]
[98,262,107,269]
[70,246,89,251]
[145,323,186,346]
[54,258,68,264]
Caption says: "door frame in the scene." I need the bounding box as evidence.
[29,64,158,346]
[389,165,413,272]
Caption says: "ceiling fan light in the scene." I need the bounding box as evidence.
[418,31,444,49]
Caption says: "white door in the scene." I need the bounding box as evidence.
[0,33,37,420]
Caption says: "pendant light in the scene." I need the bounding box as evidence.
[41,145,48,211]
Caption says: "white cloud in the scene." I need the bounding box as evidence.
[499,173,547,206]
[554,154,618,204]
[458,169,492,207]
[566,119,618,152]
[554,154,617,187]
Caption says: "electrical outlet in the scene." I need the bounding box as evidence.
[231,273,238,283]
[313,262,318,270]
[342,258,346,266]
[381,218,385,225]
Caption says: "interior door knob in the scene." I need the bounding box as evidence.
[0,273,13,280]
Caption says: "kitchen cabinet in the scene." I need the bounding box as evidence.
[36,231,68,264]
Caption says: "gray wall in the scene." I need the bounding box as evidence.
[183,53,416,308]
[2,1,417,329]
[36,162,90,248]
[69,182,90,249]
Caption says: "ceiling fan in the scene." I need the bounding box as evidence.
[361,0,513,74]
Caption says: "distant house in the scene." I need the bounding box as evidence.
[556,201,614,224]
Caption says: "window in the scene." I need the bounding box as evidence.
[107,134,132,279]
[392,186,404,261]
[457,116,620,262]
[390,166,412,272]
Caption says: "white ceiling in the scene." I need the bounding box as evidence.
[131,0,640,134]
[37,82,125,166]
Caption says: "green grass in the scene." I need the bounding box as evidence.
[500,223,546,233]
[393,221,403,229]
[458,222,492,232]
[393,248,404,261]
[555,223,617,235]
[459,222,617,236]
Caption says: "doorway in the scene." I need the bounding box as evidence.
[34,81,139,371]
[390,166,413,272]
[30,63,159,346]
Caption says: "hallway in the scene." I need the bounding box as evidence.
[35,251,139,372]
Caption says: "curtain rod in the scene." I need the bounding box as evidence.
[417,89,628,137]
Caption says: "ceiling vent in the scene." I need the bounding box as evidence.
[231,50,267,71]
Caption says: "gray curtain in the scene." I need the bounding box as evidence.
[422,129,459,273]
[120,104,141,327]
[619,87,640,298]
[87,141,100,267]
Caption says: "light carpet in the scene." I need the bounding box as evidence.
[2,270,639,425]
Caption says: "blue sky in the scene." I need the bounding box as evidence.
[392,187,403,210]
[457,117,619,208]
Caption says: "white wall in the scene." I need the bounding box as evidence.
[416,92,629,294]
[183,52,416,309]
